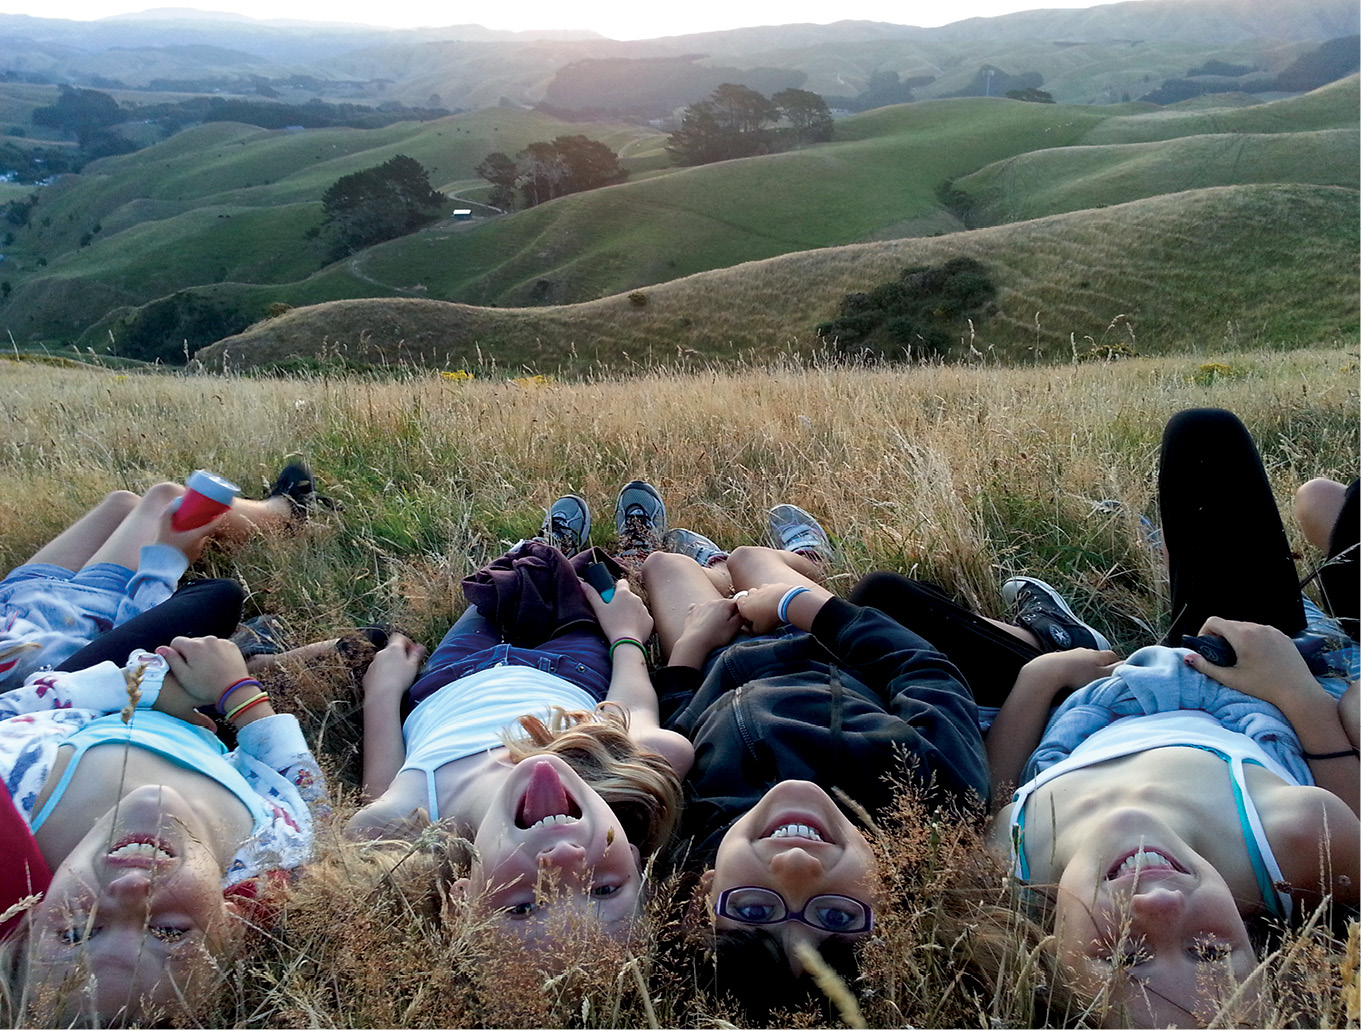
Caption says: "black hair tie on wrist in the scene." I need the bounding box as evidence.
[1301,747,1360,760]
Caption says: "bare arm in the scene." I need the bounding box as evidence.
[358,634,426,800]
[984,649,1121,804]
[1188,617,1359,816]
[585,578,695,777]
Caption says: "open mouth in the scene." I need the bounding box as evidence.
[1105,846,1186,880]
[760,814,833,844]
[515,761,583,830]
[106,834,176,866]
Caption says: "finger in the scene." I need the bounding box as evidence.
[155,644,193,682]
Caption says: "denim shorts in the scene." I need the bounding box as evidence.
[0,562,136,634]
[408,606,612,706]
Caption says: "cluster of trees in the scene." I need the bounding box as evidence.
[30,85,137,158]
[824,71,936,112]
[816,257,997,361]
[313,155,446,260]
[665,84,833,167]
[474,135,627,210]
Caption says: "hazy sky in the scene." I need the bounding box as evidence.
[2,0,1150,41]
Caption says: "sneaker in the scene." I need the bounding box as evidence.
[615,481,666,555]
[539,494,591,557]
[766,503,833,563]
[662,527,729,567]
[267,462,339,516]
[230,614,291,659]
[1001,576,1112,652]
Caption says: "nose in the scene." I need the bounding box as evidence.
[537,840,589,879]
[1127,887,1187,935]
[768,845,825,885]
[106,871,154,900]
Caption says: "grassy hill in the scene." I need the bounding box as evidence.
[195,183,1358,373]
[1,77,1355,358]
[958,127,1358,224]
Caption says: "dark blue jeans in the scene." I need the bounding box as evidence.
[407,606,612,707]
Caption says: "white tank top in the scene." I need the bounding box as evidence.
[398,665,595,821]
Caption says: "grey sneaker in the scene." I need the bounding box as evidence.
[540,494,591,557]
[1002,576,1112,652]
[662,527,729,567]
[766,503,833,563]
[615,481,666,555]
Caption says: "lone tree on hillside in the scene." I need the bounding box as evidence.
[475,135,627,210]
[773,87,834,143]
[317,155,445,259]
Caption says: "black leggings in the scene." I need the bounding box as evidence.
[1159,408,1304,644]
[851,407,1312,706]
[55,577,245,672]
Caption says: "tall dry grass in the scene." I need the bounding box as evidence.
[0,346,1355,1027]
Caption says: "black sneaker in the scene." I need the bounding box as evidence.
[267,462,338,516]
[615,481,666,556]
[1002,576,1112,652]
[540,494,592,557]
[231,614,291,658]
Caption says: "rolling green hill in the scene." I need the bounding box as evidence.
[196,184,1358,373]
[958,127,1358,224]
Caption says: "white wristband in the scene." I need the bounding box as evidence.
[777,586,811,623]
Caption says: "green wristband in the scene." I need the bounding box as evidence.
[610,637,648,661]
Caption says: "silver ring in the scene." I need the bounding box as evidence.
[733,591,749,600]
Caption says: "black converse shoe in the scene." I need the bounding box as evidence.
[1002,576,1112,652]
[267,462,338,516]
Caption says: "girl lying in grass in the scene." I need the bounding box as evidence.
[982,408,1359,1027]
[1,634,327,1026]
[0,463,326,688]
[638,503,990,1012]
[346,490,692,945]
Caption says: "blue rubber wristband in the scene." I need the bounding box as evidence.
[777,586,811,623]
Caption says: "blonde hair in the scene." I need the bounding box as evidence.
[502,703,683,856]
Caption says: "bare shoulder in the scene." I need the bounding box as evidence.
[344,774,429,841]
[1252,773,1359,902]
[634,726,695,778]
[986,802,1015,857]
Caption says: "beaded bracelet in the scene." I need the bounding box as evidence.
[218,677,262,714]
[777,586,811,623]
[225,692,270,723]
[1301,746,1360,760]
[610,637,648,661]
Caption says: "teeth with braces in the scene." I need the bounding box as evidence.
[529,814,580,830]
[768,823,824,842]
[108,841,173,860]
[1115,848,1176,877]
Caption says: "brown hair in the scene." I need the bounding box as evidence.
[502,703,683,856]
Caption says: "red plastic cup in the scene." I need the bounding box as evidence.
[171,470,240,531]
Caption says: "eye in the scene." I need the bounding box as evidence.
[732,903,778,922]
[58,924,100,945]
[1096,938,1151,968]
[149,926,189,942]
[504,901,539,920]
[813,906,856,931]
[1192,939,1232,962]
[590,884,620,899]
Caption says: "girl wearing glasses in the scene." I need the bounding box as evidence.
[638,503,990,1011]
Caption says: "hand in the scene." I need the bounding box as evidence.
[1185,617,1319,710]
[151,676,219,730]
[582,578,654,644]
[676,598,744,656]
[1021,648,1123,696]
[362,633,426,702]
[733,582,793,635]
[155,495,225,563]
[155,636,251,708]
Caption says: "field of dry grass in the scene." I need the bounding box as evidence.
[0,345,1355,1027]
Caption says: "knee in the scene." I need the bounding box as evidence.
[140,481,187,510]
[641,549,694,586]
[848,570,908,607]
[1293,478,1346,550]
[100,490,140,519]
[725,545,772,580]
